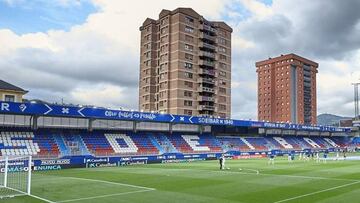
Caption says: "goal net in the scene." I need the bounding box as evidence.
[0,156,32,199]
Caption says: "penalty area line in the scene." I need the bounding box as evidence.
[56,189,154,203]
[273,181,360,203]
[62,176,156,190]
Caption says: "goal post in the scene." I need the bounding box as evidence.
[0,156,32,199]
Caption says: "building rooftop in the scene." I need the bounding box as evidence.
[0,80,28,93]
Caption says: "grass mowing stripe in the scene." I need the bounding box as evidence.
[56,189,154,203]
[35,176,156,191]
[273,181,360,203]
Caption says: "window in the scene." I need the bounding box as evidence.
[185,16,194,24]
[184,62,193,69]
[219,47,226,53]
[185,35,194,42]
[184,81,193,88]
[219,71,226,77]
[185,26,194,33]
[184,91,193,97]
[161,26,168,34]
[220,54,227,61]
[219,63,227,69]
[219,104,226,111]
[219,87,226,94]
[4,95,15,102]
[185,44,193,51]
[184,100,193,106]
[184,109,192,115]
[160,36,168,43]
[219,80,226,85]
[184,72,193,78]
[218,38,226,45]
[185,53,193,61]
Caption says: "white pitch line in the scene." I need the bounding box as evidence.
[56,189,154,203]
[273,181,360,203]
[49,176,156,191]
[29,194,56,203]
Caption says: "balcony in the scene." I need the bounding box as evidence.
[197,105,215,111]
[200,32,216,42]
[199,69,215,77]
[200,51,215,59]
[197,78,215,85]
[200,24,217,33]
[199,60,215,68]
[198,86,215,93]
[197,96,215,102]
[199,41,216,51]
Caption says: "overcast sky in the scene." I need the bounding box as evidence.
[0,0,360,119]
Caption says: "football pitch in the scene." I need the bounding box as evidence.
[5,154,360,203]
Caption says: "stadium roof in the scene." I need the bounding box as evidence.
[0,80,28,93]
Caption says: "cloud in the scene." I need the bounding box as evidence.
[226,0,360,118]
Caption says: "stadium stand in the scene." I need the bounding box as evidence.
[0,130,352,158]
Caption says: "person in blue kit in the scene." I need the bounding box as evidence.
[268,151,275,165]
[323,149,329,163]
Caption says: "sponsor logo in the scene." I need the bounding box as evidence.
[41,159,70,165]
[88,163,117,168]
[85,158,109,163]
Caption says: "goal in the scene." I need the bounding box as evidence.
[0,156,32,199]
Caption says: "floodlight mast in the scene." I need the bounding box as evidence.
[352,82,360,120]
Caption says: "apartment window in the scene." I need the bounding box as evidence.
[219,47,226,53]
[145,34,151,40]
[185,26,194,33]
[219,80,226,85]
[219,63,227,69]
[219,104,226,111]
[4,95,15,102]
[185,35,194,42]
[219,96,226,102]
[185,44,193,51]
[218,30,226,37]
[161,26,168,34]
[184,72,193,78]
[184,100,193,106]
[219,71,226,77]
[185,16,194,24]
[184,81,193,88]
[144,43,150,50]
[218,38,226,45]
[219,87,226,94]
[184,91,193,97]
[185,53,193,61]
[220,54,227,61]
[184,109,193,115]
[160,36,168,43]
[184,62,193,69]
[159,101,164,107]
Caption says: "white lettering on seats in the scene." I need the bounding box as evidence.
[181,135,210,151]
[105,134,138,153]
[324,138,339,148]
[273,137,293,149]
[303,137,321,148]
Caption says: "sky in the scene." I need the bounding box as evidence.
[0,0,360,119]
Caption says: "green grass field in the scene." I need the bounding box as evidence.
[4,154,360,203]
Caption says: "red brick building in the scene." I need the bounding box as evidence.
[256,54,318,125]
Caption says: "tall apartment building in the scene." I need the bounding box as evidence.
[255,54,318,125]
[139,8,232,118]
